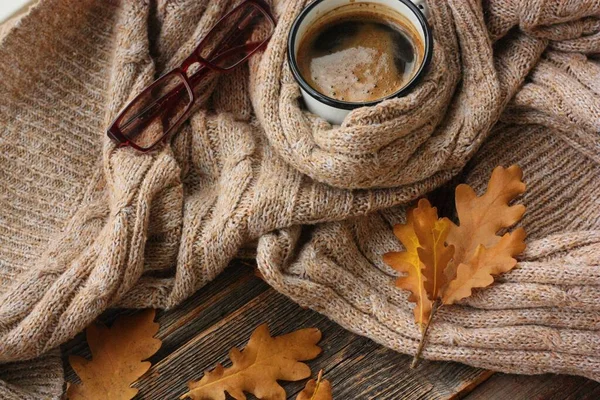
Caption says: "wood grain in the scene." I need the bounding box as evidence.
[62,262,600,399]
[463,373,600,400]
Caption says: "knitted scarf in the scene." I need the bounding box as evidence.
[0,0,598,398]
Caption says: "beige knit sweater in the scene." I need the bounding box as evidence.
[0,0,599,398]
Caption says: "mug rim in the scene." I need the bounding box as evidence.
[287,0,434,111]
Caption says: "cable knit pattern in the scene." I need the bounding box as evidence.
[257,125,600,380]
[0,0,598,397]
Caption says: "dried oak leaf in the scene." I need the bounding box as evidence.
[383,205,431,327]
[67,309,161,400]
[181,324,322,400]
[296,370,332,400]
[413,200,455,300]
[442,165,527,304]
[383,199,453,328]
[443,230,527,303]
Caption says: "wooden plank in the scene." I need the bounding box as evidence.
[310,343,491,400]
[134,288,327,399]
[464,373,600,400]
[447,370,495,400]
[126,266,490,399]
[61,262,598,399]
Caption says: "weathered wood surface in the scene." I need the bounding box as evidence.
[62,263,600,399]
[466,373,600,400]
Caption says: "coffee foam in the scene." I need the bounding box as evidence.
[309,46,394,102]
[297,3,424,103]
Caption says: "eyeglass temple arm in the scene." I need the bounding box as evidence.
[188,1,273,73]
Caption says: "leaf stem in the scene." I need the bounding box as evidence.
[411,299,441,369]
[310,370,324,400]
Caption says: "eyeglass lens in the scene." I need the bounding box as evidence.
[118,73,192,149]
[198,3,275,70]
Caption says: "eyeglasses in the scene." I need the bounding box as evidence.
[107,0,275,152]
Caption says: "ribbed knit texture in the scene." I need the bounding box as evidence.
[0,0,598,398]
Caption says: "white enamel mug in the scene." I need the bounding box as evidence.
[288,0,433,125]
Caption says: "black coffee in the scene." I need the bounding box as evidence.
[297,3,424,103]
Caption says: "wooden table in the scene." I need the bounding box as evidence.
[63,262,600,399]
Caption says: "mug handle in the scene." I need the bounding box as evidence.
[410,0,429,18]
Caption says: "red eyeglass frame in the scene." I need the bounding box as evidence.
[107,0,275,152]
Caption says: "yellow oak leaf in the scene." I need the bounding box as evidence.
[384,199,453,329]
[181,324,322,400]
[383,205,432,329]
[67,309,161,400]
[296,370,332,400]
[412,200,455,300]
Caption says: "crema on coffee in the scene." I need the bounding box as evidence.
[297,3,424,103]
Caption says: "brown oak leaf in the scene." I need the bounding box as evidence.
[67,309,161,400]
[444,165,526,279]
[181,324,322,400]
[442,165,527,304]
[443,229,527,303]
[296,370,333,400]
